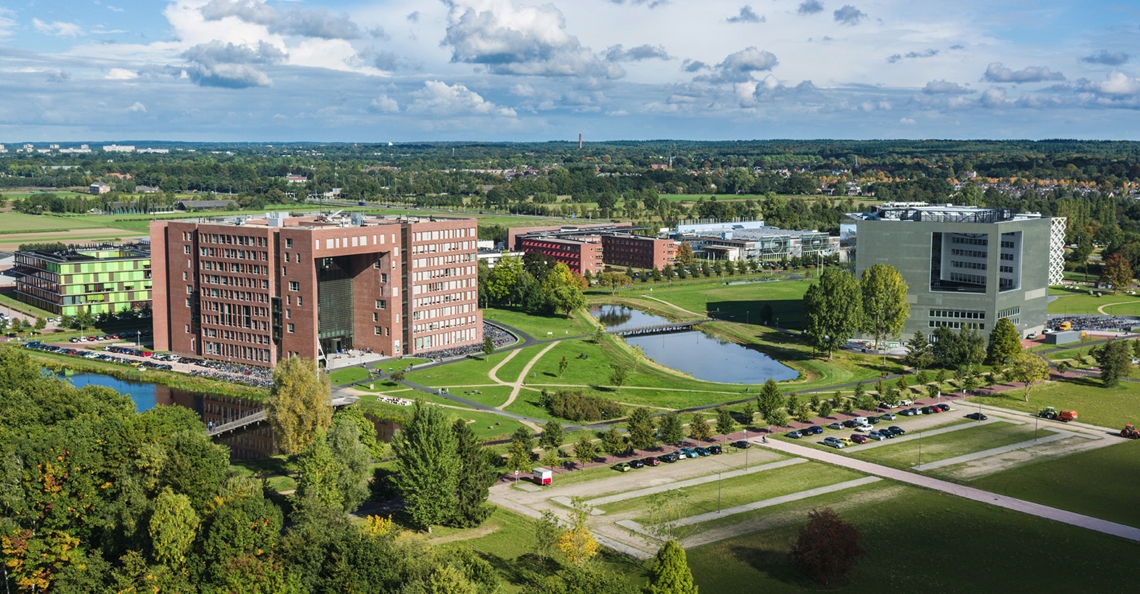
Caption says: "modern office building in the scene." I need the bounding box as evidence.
[599,234,676,270]
[849,203,1065,340]
[682,227,842,262]
[150,212,482,368]
[14,243,152,316]
[509,223,675,273]
[514,235,605,275]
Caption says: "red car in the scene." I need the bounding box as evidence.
[641,456,660,467]
[850,434,869,444]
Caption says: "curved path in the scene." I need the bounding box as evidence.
[639,294,704,318]
[487,348,523,384]
[501,341,560,409]
[1097,301,1136,315]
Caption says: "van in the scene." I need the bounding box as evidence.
[897,399,913,407]
[851,417,869,426]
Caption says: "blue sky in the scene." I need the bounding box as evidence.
[1,0,1139,142]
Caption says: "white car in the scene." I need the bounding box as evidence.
[854,423,874,433]
[897,399,914,407]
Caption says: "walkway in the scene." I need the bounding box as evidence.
[755,437,1140,543]
[1097,301,1136,315]
[912,430,1083,471]
[501,341,560,409]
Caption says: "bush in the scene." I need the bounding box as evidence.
[539,389,625,422]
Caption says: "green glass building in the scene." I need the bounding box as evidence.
[15,244,152,316]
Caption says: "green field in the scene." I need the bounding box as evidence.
[0,212,111,234]
[406,351,512,386]
[686,483,1140,592]
[483,307,594,339]
[358,397,524,441]
[970,378,1140,429]
[1048,287,1140,316]
[645,279,813,328]
[328,366,371,385]
[849,421,1054,469]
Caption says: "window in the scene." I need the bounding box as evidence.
[186,298,192,308]
[286,238,293,249]
[374,260,381,269]
[381,273,388,283]
[187,285,194,294]
[287,323,294,333]
[185,324,190,333]
[297,296,302,306]
[289,281,299,291]
[286,309,292,319]
[373,312,378,322]
[182,272,188,281]
[376,300,386,309]
[375,326,382,335]
[184,245,191,254]
[282,266,286,276]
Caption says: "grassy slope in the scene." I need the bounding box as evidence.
[969,378,1140,429]
[1048,287,1140,316]
[483,307,594,338]
[0,212,110,233]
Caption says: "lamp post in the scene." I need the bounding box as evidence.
[743,428,749,469]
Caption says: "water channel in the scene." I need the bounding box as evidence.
[589,304,798,384]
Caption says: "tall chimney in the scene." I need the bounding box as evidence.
[579,133,583,149]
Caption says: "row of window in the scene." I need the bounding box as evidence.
[950,248,987,259]
[412,303,474,321]
[1001,253,1015,261]
[929,309,987,320]
[413,291,474,308]
[1001,240,1015,249]
[413,327,478,351]
[204,342,271,362]
[410,240,475,255]
[951,236,988,246]
[949,272,987,285]
[199,247,268,261]
[412,228,476,243]
[413,266,474,281]
[997,307,1020,318]
[413,278,472,295]
[929,320,986,330]
[195,233,267,247]
[411,253,477,268]
[1000,265,1014,273]
[952,260,987,270]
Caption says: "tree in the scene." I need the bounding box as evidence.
[790,508,865,587]
[759,303,774,324]
[594,325,606,344]
[756,378,785,419]
[559,355,570,378]
[483,335,495,356]
[741,401,755,425]
[540,419,565,451]
[841,398,855,415]
[335,405,383,460]
[507,429,535,474]
[986,318,1022,365]
[544,262,588,316]
[598,271,633,295]
[1093,340,1133,387]
[392,400,459,531]
[327,419,372,513]
[452,418,494,527]
[34,317,46,333]
[389,369,406,383]
[795,402,813,423]
[860,264,910,352]
[574,433,598,466]
[659,412,685,445]
[558,497,599,567]
[149,488,199,568]
[767,408,789,427]
[534,510,563,567]
[602,427,627,456]
[294,430,342,513]
[609,364,630,393]
[265,356,333,455]
[1105,252,1134,294]
[926,383,940,400]
[904,331,933,370]
[687,414,711,441]
[819,400,834,418]
[627,407,657,450]
[715,407,735,437]
[675,242,695,268]
[487,256,523,306]
[803,268,863,359]
[644,540,698,594]
[1007,353,1050,402]
[960,327,987,369]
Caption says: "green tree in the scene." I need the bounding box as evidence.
[644,540,698,594]
[803,268,863,359]
[916,369,930,385]
[1007,353,1050,402]
[1105,252,1134,294]
[795,402,813,423]
[791,508,865,587]
[1093,340,1133,387]
[904,331,933,370]
[452,418,494,527]
[741,401,756,425]
[559,355,569,378]
[326,419,372,513]
[540,420,565,451]
[598,271,633,295]
[960,327,987,369]
[534,510,563,567]
[265,356,333,455]
[986,318,1022,365]
[756,378,785,419]
[841,398,855,415]
[294,430,342,512]
[688,415,712,441]
[574,433,598,466]
[334,405,383,460]
[926,383,940,400]
[594,325,606,344]
[659,412,685,445]
[627,407,657,450]
[860,263,910,352]
[392,400,459,531]
[544,262,587,315]
[675,242,695,268]
[715,407,735,437]
[602,427,627,456]
[819,400,834,418]
[487,256,523,306]
[389,369,406,383]
[148,488,199,568]
[161,429,231,513]
[483,335,495,356]
[609,364,630,393]
[507,428,536,474]
[767,408,789,427]
[34,317,46,333]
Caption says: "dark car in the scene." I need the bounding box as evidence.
[787,430,804,439]
[887,426,906,436]
[867,416,882,425]
[658,453,678,463]
[850,434,869,444]
[708,445,722,455]
[732,440,751,449]
[629,459,645,469]
[642,456,660,466]
[843,419,860,428]
[936,403,951,412]
[921,406,936,415]
[880,413,897,421]
[692,447,707,457]
[805,425,824,435]
[965,412,988,421]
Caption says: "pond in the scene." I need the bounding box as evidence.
[589,304,798,384]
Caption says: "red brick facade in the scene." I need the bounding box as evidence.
[600,235,677,271]
[515,236,604,275]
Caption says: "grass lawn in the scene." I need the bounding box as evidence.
[597,461,865,520]
[405,351,511,386]
[483,307,594,338]
[644,278,813,328]
[0,293,57,319]
[849,421,1054,469]
[494,345,545,383]
[1048,288,1140,315]
[0,212,110,234]
[686,483,1140,592]
[451,385,514,408]
[969,378,1140,429]
[359,398,525,441]
[972,440,1140,528]
[328,366,371,385]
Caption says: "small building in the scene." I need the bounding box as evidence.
[136,185,160,194]
[533,467,552,485]
[286,175,308,183]
[1045,330,1081,345]
[477,249,523,267]
[174,199,238,211]
[89,182,111,195]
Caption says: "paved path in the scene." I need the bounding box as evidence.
[912,431,1082,471]
[501,341,560,410]
[581,458,807,508]
[847,418,1007,451]
[488,349,522,384]
[1096,301,1135,315]
[755,437,1140,543]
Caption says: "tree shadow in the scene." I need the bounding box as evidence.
[729,543,805,587]
[707,299,805,329]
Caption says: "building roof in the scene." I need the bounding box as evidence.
[845,202,1046,224]
[17,243,150,263]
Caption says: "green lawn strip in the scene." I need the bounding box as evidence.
[446,385,514,408]
[849,421,1056,469]
[482,307,593,338]
[0,294,57,319]
[359,399,524,441]
[641,279,814,329]
[601,461,864,520]
[686,484,1140,593]
[1047,290,1140,315]
[1042,345,1096,363]
[972,440,1140,528]
[405,351,510,386]
[328,367,371,385]
[1102,301,1140,316]
[0,212,110,233]
[495,345,545,383]
[968,378,1140,429]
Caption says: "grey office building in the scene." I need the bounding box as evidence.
[850,204,1065,340]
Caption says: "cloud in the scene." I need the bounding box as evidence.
[369,95,400,113]
[727,6,763,23]
[887,49,938,63]
[899,117,916,125]
[441,0,621,78]
[980,87,1007,107]
[922,80,971,94]
[1081,50,1128,66]
[407,81,516,117]
[697,47,778,83]
[183,40,286,88]
[983,62,1065,83]
[106,68,139,80]
[46,70,70,83]
[201,0,362,40]
[407,11,420,22]
[605,44,671,62]
[833,5,865,26]
[682,59,709,72]
[0,8,14,39]
[798,0,824,15]
[128,102,147,113]
[32,18,84,37]
[1080,71,1140,96]
[360,49,420,71]
[606,0,669,8]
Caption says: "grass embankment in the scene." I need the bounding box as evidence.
[642,278,814,329]
[406,351,513,386]
[0,212,110,234]
[969,378,1140,429]
[18,346,269,400]
[356,396,525,442]
[483,307,594,338]
[0,293,57,319]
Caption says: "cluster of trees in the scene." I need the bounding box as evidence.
[540,389,626,422]
[803,264,909,360]
[478,254,586,316]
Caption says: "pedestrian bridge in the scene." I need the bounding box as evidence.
[607,320,709,338]
[206,396,359,437]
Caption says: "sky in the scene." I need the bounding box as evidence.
[1,0,1140,142]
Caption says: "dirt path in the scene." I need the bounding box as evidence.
[640,295,704,318]
[500,341,560,410]
[1097,301,1135,315]
[488,349,522,384]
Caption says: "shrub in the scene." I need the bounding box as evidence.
[539,389,625,422]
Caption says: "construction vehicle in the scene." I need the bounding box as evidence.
[1122,424,1140,439]
[1058,321,1072,331]
[1038,407,1078,422]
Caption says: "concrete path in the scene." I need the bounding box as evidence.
[755,437,1140,543]
[501,341,560,410]
[1096,301,1134,315]
[582,458,807,509]
[487,349,522,384]
[912,431,1086,471]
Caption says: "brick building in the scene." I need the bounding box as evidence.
[600,235,676,271]
[509,223,675,273]
[515,235,604,275]
[151,213,481,368]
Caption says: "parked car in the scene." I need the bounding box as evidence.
[675,449,689,460]
[805,425,824,435]
[694,447,710,457]
[823,436,845,449]
[867,416,882,425]
[629,459,645,469]
[887,426,906,436]
[921,406,936,415]
[854,423,874,433]
[827,422,844,430]
[965,412,988,421]
[787,430,804,439]
[843,419,860,428]
[613,462,631,472]
[731,440,751,449]
[850,434,869,444]
[658,453,678,463]
[900,408,919,416]
[708,445,722,455]
[867,431,887,441]
[936,403,951,412]
[642,456,660,466]
[839,437,854,446]
[898,399,914,407]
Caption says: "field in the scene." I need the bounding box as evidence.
[0,212,111,234]
[643,279,814,329]
[849,421,1054,469]
[1048,286,1140,316]
[969,378,1140,429]
[328,366,371,386]
[483,307,594,339]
